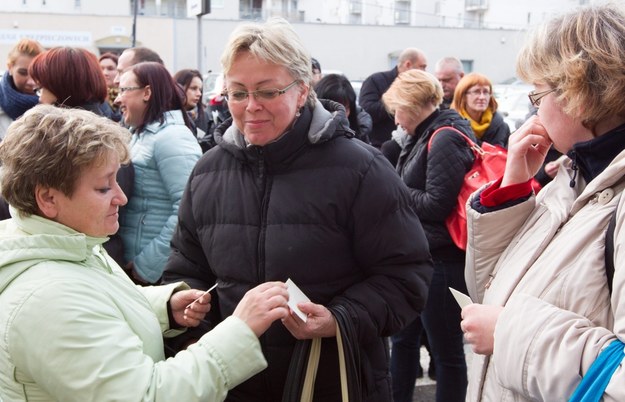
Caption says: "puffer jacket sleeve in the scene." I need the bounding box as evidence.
[464,192,535,302]
[494,294,617,401]
[329,149,433,341]
[492,200,625,402]
[9,281,266,402]
[133,126,201,279]
[139,281,189,335]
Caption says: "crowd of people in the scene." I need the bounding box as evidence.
[0,3,624,402]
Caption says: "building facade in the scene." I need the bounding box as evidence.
[0,0,605,82]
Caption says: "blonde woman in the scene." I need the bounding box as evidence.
[461,4,625,401]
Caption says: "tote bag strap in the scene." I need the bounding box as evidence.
[336,321,349,401]
[299,321,351,402]
[300,337,323,402]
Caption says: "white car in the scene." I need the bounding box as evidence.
[493,84,534,131]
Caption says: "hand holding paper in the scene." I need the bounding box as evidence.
[281,279,337,339]
[286,278,311,322]
[449,287,473,308]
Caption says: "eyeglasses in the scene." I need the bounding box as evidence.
[119,86,145,95]
[222,80,299,103]
[528,88,556,107]
[466,89,491,97]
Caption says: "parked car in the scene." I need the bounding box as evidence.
[493,83,533,131]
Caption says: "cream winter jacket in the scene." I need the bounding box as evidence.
[464,151,625,401]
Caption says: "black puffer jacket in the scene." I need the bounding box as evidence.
[163,100,432,402]
[397,109,476,260]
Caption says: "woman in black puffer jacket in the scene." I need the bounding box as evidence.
[162,18,433,402]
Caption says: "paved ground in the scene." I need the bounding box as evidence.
[412,346,436,402]
[410,344,474,402]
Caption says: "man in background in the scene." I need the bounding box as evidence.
[434,57,464,109]
[359,48,427,148]
[114,46,164,86]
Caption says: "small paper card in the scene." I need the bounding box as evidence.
[286,278,310,322]
[449,287,473,308]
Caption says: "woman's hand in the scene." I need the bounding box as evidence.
[281,302,336,339]
[502,115,552,187]
[170,289,212,327]
[233,282,290,337]
[460,303,503,355]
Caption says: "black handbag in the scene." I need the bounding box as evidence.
[282,305,363,402]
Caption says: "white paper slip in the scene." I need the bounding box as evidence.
[186,282,218,309]
[449,287,473,308]
[286,278,311,322]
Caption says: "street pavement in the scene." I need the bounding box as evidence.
[411,344,474,401]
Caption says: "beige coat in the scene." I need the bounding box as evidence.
[465,151,625,401]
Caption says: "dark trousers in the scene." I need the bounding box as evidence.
[390,318,425,402]
[390,258,468,402]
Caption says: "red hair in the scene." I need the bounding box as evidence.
[451,72,498,113]
[29,47,107,107]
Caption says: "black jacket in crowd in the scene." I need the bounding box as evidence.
[359,66,398,148]
[396,108,476,261]
[479,110,511,148]
[162,100,433,402]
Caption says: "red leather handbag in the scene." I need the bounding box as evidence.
[428,127,541,250]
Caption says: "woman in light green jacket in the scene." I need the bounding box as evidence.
[0,105,289,402]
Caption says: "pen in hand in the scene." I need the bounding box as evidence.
[186,283,218,309]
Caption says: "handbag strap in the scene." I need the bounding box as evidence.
[336,322,349,401]
[300,337,322,402]
[427,125,478,152]
[299,321,353,402]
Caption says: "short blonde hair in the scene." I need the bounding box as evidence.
[451,72,498,113]
[382,69,443,122]
[0,105,131,217]
[516,3,625,131]
[7,38,44,67]
[220,17,316,107]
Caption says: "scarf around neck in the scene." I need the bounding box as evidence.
[0,70,39,120]
[461,107,492,139]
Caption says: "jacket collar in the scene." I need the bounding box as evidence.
[215,100,351,169]
[132,110,186,134]
[567,122,625,185]
[0,209,109,293]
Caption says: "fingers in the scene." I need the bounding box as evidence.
[233,282,290,337]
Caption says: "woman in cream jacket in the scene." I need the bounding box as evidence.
[461,4,625,401]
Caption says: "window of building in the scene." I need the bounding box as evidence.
[240,0,263,20]
[461,59,473,73]
[394,0,411,25]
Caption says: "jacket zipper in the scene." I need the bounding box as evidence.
[256,148,273,397]
[256,148,269,284]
